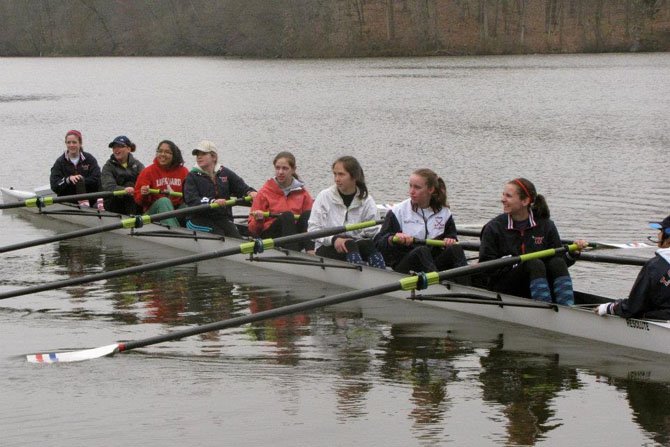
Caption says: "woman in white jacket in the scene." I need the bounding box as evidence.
[308,156,385,269]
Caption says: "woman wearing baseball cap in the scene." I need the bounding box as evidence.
[101,135,145,214]
[596,215,670,319]
[183,140,257,237]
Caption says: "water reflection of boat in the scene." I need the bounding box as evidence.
[3,186,670,358]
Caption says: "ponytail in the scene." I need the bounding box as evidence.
[509,177,550,219]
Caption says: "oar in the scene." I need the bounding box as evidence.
[391,236,480,251]
[0,196,252,254]
[0,190,130,210]
[232,212,300,220]
[453,238,648,267]
[148,188,183,198]
[576,251,646,266]
[0,220,381,302]
[26,244,578,363]
[456,228,652,249]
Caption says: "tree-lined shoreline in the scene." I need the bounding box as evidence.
[1,0,668,57]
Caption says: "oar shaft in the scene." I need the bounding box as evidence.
[457,228,642,250]
[455,238,646,267]
[578,252,646,266]
[391,236,479,251]
[123,280,399,351]
[0,190,128,210]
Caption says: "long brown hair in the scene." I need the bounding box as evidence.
[333,156,368,199]
[413,168,448,212]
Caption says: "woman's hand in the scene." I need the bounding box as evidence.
[443,237,457,247]
[124,186,134,195]
[248,191,258,199]
[140,185,150,196]
[334,237,350,253]
[573,239,589,251]
[213,198,228,207]
[252,210,265,221]
[68,174,83,184]
[392,232,413,246]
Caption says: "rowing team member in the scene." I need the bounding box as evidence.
[102,135,144,215]
[596,215,670,320]
[478,178,589,306]
[50,130,101,207]
[249,151,313,252]
[184,140,257,238]
[374,168,468,276]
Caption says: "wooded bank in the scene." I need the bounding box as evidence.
[1,0,668,57]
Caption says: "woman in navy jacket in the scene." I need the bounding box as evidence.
[183,140,256,238]
[479,178,587,305]
[49,130,101,207]
[597,215,670,319]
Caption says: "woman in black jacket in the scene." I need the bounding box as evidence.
[183,140,256,238]
[49,129,101,207]
[101,135,145,214]
[479,178,587,305]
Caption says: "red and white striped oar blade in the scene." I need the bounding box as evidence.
[26,343,120,364]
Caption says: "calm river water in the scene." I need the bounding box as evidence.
[0,54,669,446]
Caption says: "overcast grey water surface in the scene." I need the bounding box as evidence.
[0,54,669,446]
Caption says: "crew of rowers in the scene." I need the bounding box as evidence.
[50,130,670,321]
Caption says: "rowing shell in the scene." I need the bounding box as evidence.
[3,186,670,356]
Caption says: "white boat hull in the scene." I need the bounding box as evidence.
[3,186,670,356]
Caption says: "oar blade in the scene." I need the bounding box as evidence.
[593,241,653,249]
[26,343,120,364]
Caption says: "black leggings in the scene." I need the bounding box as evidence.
[492,256,569,298]
[316,239,377,262]
[394,245,468,274]
[261,210,313,251]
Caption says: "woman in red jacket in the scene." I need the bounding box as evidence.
[134,140,189,228]
[249,151,314,251]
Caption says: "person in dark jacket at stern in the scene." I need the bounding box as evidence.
[596,215,670,320]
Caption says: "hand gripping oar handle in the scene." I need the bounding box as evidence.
[1,219,382,302]
[25,242,574,363]
[0,190,129,210]
[148,188,183,198]
[0,196,253,254]
[256,211,300,220]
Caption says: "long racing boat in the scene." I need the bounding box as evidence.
[2,186,669,356]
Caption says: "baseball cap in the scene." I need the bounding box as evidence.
[192,140,217,156]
